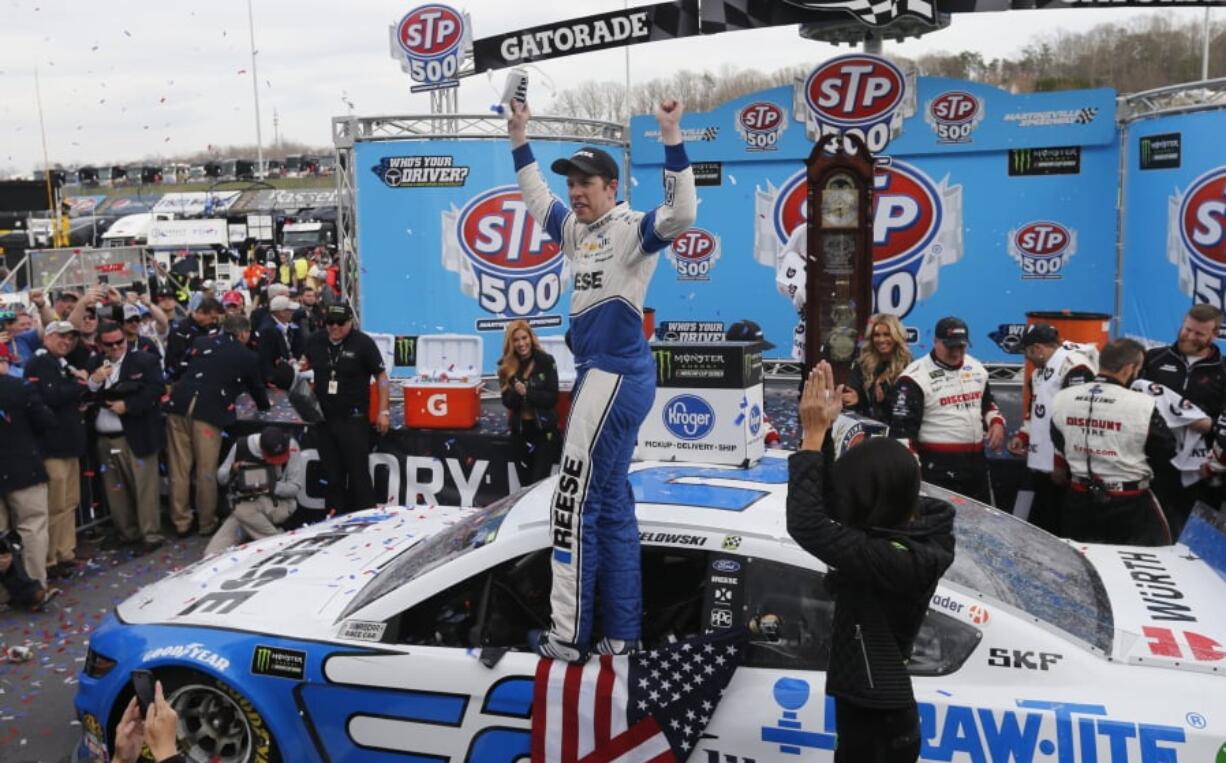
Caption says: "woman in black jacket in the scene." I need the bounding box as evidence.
[842,313,911,423]
[498,321,560,486]
[788,362,955,763]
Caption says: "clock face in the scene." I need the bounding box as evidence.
[820,187,858,228]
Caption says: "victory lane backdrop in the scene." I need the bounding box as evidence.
[629,72,1118,361]
[1121,109,1226,344]
[355,138,625,371]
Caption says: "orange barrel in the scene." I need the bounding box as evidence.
[1021,311,1111,419]
[642,307,656,340]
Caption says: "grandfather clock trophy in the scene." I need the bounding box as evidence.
[804,133,874,387]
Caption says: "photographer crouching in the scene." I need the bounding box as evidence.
[203,428,305,557]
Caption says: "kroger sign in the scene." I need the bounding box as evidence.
[664,395,716,440]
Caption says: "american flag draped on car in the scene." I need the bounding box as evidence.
[531,628,749,762]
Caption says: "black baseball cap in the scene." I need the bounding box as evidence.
[325,304,354,324]
[1020,322,1060,348]
[550,147,619,181]
[727,319,776,350]
[259,428,292,465]
[934,316,970,347]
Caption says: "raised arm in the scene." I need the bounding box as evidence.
[638,98,697,254]
[508,101,571,245]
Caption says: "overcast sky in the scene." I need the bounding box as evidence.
[0,0,1214,174]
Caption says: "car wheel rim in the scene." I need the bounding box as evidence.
[168,683,254,763]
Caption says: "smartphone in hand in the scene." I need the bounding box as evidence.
[131,669,155,714]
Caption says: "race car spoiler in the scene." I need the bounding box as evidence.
[1180,502,1226,584]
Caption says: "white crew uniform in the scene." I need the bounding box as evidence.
[514,141,696,652]
[890,352,1004,504]
[1050,378,1177,546]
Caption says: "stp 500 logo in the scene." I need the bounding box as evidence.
[442,185,565,318]
[1169,166,1226,318]
[734,101,787,152]
[764,161,962,319]
[392,4,469,92]
[925,90,985,144]
[664,395,716,440]
[798,54,913,153]
[666,228,722,281]
[1008,221,1077,280]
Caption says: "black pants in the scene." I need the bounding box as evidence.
[1025,470,1064,535]
[512,419,558,487]
[918,450,993,505]
[315,414,375,514]
[834,698,920,763]
[1063,488,1171,546]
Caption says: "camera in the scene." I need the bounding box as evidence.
[232,464,276,498]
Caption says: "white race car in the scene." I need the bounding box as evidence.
[75,452,1226,762]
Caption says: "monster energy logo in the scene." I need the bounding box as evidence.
[1008,146,1080,177]
[1139,133,1181,170]
[250,645,305,679]
[653,349,673,385]
[394,335,417,367]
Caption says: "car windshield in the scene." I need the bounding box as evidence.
[923,484,1114,654]
[283,231,320,247]
[341,487,530,617]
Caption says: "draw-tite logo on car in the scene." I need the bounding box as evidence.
[754,160,962,320]
[795,54,914,153]
[735,101,788,152]
[667,228,722,281]
[664,395,716,440]
[1167,165,1226,312]
[925,91,984,144]
[1008,221,1077,280]
[372,155,470,188]
[441,185,565,318]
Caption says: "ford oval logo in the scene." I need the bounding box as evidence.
[663,395,716,441]
[712,559,741,573]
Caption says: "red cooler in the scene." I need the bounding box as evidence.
[402,334,484,429]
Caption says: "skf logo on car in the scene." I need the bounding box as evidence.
[426,393,448,416]
[441,185,565,317]
[666,228,722,281]
[1168,166,1226,313]
[796,54,914,152]
[924,90,985,144]
[393,4,469,91]
[1008,221,1077,280]
[755,162,962,319]
[664,395,716,440]
[735,101,788,151]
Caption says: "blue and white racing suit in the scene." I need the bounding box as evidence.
[513,142,696,648]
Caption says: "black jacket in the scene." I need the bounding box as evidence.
[24,349,88,459]
[164,318,216,382]
[846,359,898,424]
[500,350,560,435]
[86,350,166,458]
[1142,344,1226,422]
[166,333,270,431]
[787,448,956,709]
[0,375,57,493]
[256,317,303,390]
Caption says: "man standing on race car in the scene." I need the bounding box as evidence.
[890,316,1006,504]
[1051,339,1177,546]
[508,97,696,661]
[1007,323,1098,533]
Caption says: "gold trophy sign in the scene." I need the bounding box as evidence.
[804,132,874,387]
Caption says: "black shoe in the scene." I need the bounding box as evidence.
[174,527,195,539]
[100,535,132,551]
[48,561,78,580]
[133,540,164,556]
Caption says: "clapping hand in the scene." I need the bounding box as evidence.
[799,361,843,452]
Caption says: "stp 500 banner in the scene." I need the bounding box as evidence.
[354,138,624,371]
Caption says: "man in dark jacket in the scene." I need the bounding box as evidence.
[165,314,270,536]
[0,346,57,587]
[256,295,303,389]
[788,362,955,762]
[87,321,166,554]
[163,298,221,382]
[24,321,89,578]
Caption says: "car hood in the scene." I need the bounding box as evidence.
[116,506,465,640]
[1082,541,1226,673]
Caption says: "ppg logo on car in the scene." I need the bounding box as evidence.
[664,395,716,440]
[666,228,722,281]
[735,101,787,152]
[925,91,984,144]
[1169,166,1226,312]
[1008,221,1077,280]
[800,54,910,153]
[446,185,565,317]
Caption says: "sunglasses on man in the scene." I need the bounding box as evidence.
[100,337,126,349]
[325,318,350,327]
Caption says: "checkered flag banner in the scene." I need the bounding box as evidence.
[1074,107,1099,125]
[532,627,750,762]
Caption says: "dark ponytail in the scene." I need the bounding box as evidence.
[832,437,920,530]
